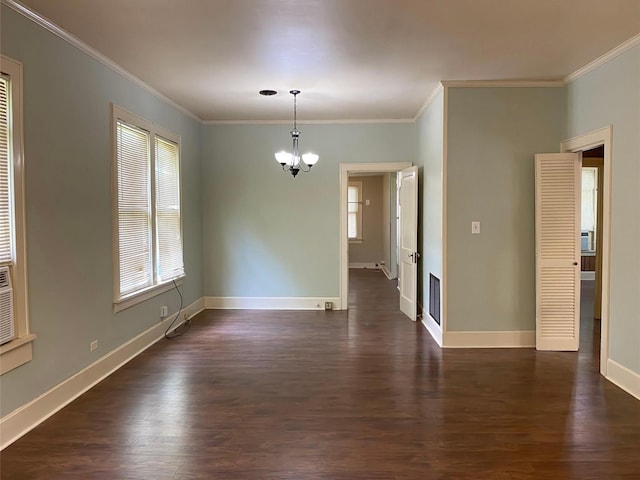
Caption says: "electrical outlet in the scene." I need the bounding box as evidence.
[160,305,168,318]
[325,302,333,311]
[90,340,98,352]
[183,312,189,320]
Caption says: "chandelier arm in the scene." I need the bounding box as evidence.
[298,160,311,173]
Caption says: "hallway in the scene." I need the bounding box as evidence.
[1,271,639,479]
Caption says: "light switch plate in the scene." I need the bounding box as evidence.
[472,221,480,234]
[365,199,370,206]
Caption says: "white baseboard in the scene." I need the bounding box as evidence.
[443,330,535,348]
[381,266,391,279]
[0,297,205,450]
[421,308,442,347]
[606,359,640,400]
[348,262,381,269]
[204,296,341,311]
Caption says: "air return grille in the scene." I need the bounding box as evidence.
[429,273,440,325]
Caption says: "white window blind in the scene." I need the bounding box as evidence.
[0,76,13,266]
[116,120,153,297]
[113,106,184,306]
[155,136,184,282]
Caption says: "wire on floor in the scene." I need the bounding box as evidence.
[164,279,190,339]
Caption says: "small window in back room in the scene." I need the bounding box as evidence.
[581,167,597,252]
[348,181,363,240]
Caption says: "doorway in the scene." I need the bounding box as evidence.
[561,127,612,376]
[580,147,604,359]
[339,162,412,313]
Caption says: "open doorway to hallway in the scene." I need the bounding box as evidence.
[347,172,399,310]
[339,162,413,315]
[579,145,604,360]
[558,126,611,375]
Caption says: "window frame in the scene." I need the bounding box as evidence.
[347,180,363,243]
[111,104,184,312]
[0,55,35,375]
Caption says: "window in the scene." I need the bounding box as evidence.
[348,181,363,241]
[112,105,184,311]
[0,55,34,375]
[581,167,598,246]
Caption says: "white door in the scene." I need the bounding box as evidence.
[535,153,581,351]
[399,166,418,320]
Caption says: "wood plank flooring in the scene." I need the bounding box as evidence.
[1,270,639,479]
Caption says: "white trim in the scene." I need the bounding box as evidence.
[606,359,640,401]
[348,262,381,269]
[203,118,414,125]
[1,0,201,122]
[381,266,393,279]
[0,334,35,375]
[113,277,184,313]
[204,297,341,310]
[0,296,205,450]
[413,83,444,121]
[561,126,612,376]
[565,33,640,84]
[443,330,536,348]
[421,308,443,347]
[0,54,31,373]
[340,162,412,310]
[441,80,564,88]
[441,86,449,336]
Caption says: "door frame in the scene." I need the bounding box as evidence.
[339,162,412,310]
[560,126,612,376]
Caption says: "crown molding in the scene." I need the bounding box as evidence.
[441,80,565,88]
[2,0,201,122]
[202,118,415,126]
[564,32,640,84]
[413,83,444,121]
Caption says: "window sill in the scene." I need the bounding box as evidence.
[349,239,364,244]
[114,276,185,313]
[0,333,36,375]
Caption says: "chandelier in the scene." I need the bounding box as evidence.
[275,90,319,177]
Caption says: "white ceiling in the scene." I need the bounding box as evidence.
[15,0,640,122]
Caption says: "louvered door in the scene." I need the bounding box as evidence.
[535,153,581,351]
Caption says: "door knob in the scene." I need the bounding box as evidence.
[573,262,578,266]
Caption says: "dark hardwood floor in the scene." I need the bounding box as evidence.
[1,270,639,479]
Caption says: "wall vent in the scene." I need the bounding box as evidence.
[429,273,440,325]
[0,266,15,345]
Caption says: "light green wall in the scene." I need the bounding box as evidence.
[415,90,444,319]
[446,87,566,332]
[566,45,640,374]
[0,6,203,416]
[201,123,417,297]
[348,175,384,264]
